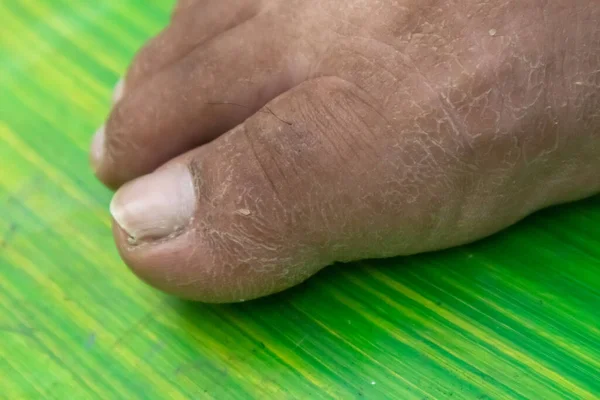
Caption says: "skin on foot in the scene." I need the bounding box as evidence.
[91,0,600,303]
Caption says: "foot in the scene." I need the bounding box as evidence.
[91,0,600,302]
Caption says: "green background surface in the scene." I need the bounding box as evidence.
[1,1,599,399]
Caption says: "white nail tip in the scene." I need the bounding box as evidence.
[91,126,105,171]
[112,79,125,104]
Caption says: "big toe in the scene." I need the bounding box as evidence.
[110,79,327,302]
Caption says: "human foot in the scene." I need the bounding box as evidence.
[91,0,599,302]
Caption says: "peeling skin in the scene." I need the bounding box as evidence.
[99,0,599,302]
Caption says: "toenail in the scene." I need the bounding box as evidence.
[90,126,105,172]
[110,164,196,241]
[112,79,125,104]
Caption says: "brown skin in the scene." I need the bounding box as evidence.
[95,0,599,302]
